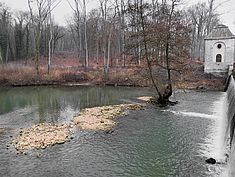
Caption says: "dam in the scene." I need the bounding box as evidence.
[224,75,235,176]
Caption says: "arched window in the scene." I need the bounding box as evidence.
[216,54,222,62]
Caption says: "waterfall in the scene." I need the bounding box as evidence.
[223,75,235,176]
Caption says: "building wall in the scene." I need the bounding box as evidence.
[204,38,235,74]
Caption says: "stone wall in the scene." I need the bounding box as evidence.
[204,38,235,74]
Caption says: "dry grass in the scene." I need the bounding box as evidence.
[0,65,88,86]
[0,57,225,90]
[85,67,150,86]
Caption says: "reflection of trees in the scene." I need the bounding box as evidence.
[36,87,62,124]
[0,86,148,122]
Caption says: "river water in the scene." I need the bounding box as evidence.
[0,86,228,177]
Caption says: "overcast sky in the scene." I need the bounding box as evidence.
[1,0,235,33]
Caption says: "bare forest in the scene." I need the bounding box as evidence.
[0,0,224,94]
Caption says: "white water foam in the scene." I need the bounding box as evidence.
[165,93,228,166]
[206,92,228,162]
[167,110,217,119]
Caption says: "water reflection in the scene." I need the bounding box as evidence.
[0,87,226,177]
[0,86,150,124]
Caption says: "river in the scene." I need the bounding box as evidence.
[0,86,228,177]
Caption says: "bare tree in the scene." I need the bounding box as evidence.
[82,0,89,68]
[27,0,61,74]
[67,0,89,68]
[115,0,127,67]
[187,0,221,60]
[0,4,12,64]
[127,0,191,105]
[48,0,52,73]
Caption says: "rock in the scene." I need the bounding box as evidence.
[56,140,65,144]
[36,153,42,158]
[225,153,229,162]
[74,103,145,131]
[196,85,208,91]
[12,123,72,152]
[205,158,216,164]
[106,129,114,134]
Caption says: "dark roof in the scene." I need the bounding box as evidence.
[205,24,235,40]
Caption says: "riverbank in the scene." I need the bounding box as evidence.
[0,59,225,91]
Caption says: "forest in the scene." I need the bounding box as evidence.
[0,0,224,92]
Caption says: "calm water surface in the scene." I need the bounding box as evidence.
[0,86,226,177]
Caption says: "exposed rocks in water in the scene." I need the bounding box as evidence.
[11,102,147,152]
[36,153,42,158]
[0,128,5,133]
[205,158,216,164]
[74,104,145,131]
[12,123,73,152]
[137,96,178,107]
[196,85,208,91]
[137,96,153,103]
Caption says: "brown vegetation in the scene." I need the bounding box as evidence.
[0,64,88,86]
[0,57,224,91]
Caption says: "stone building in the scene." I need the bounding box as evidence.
[204,24,235,75]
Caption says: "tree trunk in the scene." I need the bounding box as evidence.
[139,0,162,99]
[83,0,89,69]
[35,29,41,75]
[106,31,112,76]
[5,40,9,64]
[48,0,52,74]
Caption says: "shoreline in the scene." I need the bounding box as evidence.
[0,80,225,91]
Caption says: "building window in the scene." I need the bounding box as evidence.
[216,54,222,62]
[217,44,222,49]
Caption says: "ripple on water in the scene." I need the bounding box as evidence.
[0,87,227,177]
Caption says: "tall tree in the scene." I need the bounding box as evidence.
[67,0,89,68]
[127,0,191,105]
[27,0,60,74]
[188,1,220,60]
[0,4,12,63]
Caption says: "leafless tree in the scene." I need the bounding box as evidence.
[127,0,191,105]
[67,0,89,68]
[0,4,12,64]
[27,0,61,74]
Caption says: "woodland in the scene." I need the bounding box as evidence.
[0,0,225,102]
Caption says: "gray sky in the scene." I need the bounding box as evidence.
[1,0,235,33]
